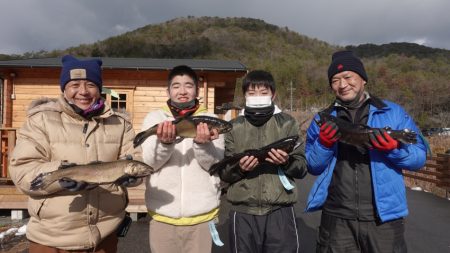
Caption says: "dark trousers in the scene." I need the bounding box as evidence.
[316,213,407,253]
[229,205,299,253]
[28,232,118,253]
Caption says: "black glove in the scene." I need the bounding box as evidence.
[116,176,139,187]
[59,178,89,191]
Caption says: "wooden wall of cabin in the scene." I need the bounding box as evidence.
[9,70,218,133]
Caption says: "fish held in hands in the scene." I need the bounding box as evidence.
[133,115,232,147]
[316,111,417,148]
[209,135,300,175]
[30,159,153,191]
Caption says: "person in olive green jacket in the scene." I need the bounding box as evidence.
[218,70,307,253]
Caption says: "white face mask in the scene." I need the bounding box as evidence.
[245,96,272,108]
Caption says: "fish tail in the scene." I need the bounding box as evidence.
[209,162,221,175]
[418,133,432,157]
[133,129,154,148]
[30,172,56,191]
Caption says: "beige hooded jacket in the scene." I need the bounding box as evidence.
[9,95,142,250]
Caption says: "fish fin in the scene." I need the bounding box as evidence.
[30,172,54,191]
[58,162,78,170]
[243,148,259,153]
[114,175,130,184]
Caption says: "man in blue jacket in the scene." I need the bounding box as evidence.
[305,50,426,253]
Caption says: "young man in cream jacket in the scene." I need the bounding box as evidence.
[140,65,224,253]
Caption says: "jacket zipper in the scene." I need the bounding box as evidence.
[352,110,360,218]
[82,123,88,134]
[258,130,262,214]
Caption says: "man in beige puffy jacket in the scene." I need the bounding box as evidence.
[9,55,142,253]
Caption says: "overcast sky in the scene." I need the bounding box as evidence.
[1,0,449,54]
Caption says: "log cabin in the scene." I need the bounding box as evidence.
[0,57,247,215]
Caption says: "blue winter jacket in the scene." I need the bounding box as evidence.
[305,100,427,222]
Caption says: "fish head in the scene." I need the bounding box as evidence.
[269,135,300,153]
[385,127,418,144]
[124,161,152,177]
[284,135,300,151]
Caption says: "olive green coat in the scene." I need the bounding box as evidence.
[219,110,307,215]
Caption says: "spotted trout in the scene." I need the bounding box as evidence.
[209,135,300,175]
[316,111,417,148]
[30,159,153,191]
[133,115,233,148]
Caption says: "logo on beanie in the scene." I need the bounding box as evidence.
[337,64,344,71]
[70,69,87,79]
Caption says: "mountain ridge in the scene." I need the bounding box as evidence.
[1,16,449,127]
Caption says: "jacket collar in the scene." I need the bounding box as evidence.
[324,92,387,115]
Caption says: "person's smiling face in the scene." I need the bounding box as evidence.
[330,71,366,102]
[167,75,197,103]
[64,80,100,110]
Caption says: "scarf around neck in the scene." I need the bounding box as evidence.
[68,98,105,119]
[167,99,200,118]
[335,91,370,110]
[244,103,275,127]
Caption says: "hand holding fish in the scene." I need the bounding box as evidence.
[157,121,177,144]
[369,129,399,152]
[193,123,219,144]
[266,148,289,165]
[319,121,341,148]
[134,116,232,147]
[239,156,259,172]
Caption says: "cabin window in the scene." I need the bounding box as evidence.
[101,89,134,113]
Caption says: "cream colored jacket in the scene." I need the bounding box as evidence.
[9,96,141,250]
[141,106,224,218]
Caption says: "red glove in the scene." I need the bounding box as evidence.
[369,129,399,152]
[319,121,340,148]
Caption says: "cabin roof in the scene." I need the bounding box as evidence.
[0,57,247,72]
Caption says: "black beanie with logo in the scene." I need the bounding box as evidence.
[327,50,368,84]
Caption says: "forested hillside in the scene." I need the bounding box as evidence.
[1,16,449,127]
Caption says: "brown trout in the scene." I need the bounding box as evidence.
[30,159,153,191]
[316,111,417,148]
[133,115,233,147]
[209,136,300,175]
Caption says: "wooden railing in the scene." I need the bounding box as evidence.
[403,153,450,195]
[0,128,16,181]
